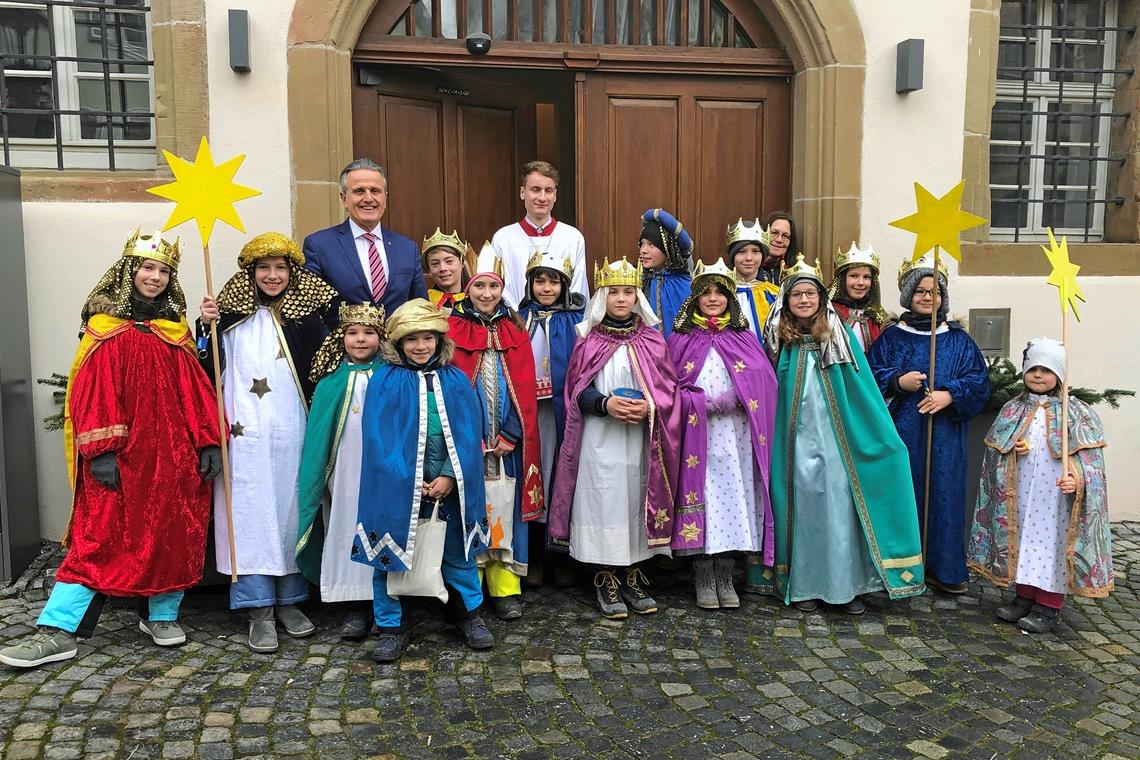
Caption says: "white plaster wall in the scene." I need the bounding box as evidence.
[855,1,1140,520]
[24,0,299,539]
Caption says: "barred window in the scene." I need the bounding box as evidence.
[0,0,155,171]
[990,0,1128,241]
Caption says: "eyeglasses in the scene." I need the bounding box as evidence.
[770,231,792,241]
[788,290,819,301]
[913,288,939,299]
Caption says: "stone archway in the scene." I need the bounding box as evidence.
[286,0,865,262]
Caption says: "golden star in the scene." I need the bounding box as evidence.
[679,521,702,542]
[888,180,986,263]
[1041,228,1086,321]
[686,454,699,468]
[685,491,698,505]
[733,361,745,373]
[654,510,669,529]
[758,434,767,446]
[146,137,262,246]
[542,357,551,370]
[528,486,543,505]
[527,463,541,477]
[748,399,759,412]
[688,413,699,426]
[249,378,271,398]
[684,361,695,373]
[230,421,245,437]
[351,405,361,414]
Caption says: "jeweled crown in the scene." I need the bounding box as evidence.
[897,251,950,286]
[339,302,386,329]
[691,258,737,293]
[726,218,770,249]
[421,227,467,256]
[594,256,643,289]
[122,227,181,270]
[780,252,823,281]
[465,241,505,280]
[834,242,880,274]
[526,249,575,280]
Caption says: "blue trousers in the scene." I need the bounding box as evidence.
[38,581,183,638]
[372,499,483,629]
[229,572,309,610]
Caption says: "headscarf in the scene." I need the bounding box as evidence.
[898,265,950,328]
[762,271,856,369]
[216,232,338,320]
[81,231,186,326]
[672,279,749,335]
[830,264,889,324]
[1022,337,1066,384]
[577,286,661,339]
[639,208,693,274]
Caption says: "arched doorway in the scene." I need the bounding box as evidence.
[287,0,865,268]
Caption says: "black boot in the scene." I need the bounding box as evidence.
[995,595,1034,623]
[1017,604,1060,634]
[372,628,407,662]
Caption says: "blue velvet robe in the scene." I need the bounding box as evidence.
[868,323,990,585]
[643,269,692,338]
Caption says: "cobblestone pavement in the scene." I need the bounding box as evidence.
[0,523,1137,760]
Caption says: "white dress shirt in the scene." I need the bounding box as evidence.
[348,218,389,293]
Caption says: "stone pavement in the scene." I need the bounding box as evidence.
[0,524,1137,760]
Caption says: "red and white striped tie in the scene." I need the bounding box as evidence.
[361,232,387,303]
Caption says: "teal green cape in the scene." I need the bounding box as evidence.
[770,333,926,600]
[295,359,378,586]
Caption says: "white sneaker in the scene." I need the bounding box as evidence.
[139,619,187,646]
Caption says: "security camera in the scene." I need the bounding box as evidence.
[466,33,491,55]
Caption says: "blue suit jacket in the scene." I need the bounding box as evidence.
[302,220,427,315]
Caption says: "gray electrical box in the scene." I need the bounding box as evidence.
[0,166,42,583]
[229,9,251,73]
[897,39,925,93]
[969,308,1011,359]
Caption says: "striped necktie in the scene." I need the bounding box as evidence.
[361,231,387,303]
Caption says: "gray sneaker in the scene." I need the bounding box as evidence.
[714,558,740,609]
[248,607,278,653]
[594,570,628,619]
[620,567,658,615]
[0,629,78,668]
[275,605,315,638]
[139,619,187,646]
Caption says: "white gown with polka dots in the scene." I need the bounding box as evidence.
[1013,397,1070,593]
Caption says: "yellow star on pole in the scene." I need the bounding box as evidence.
[888,180,986,263]
[1041,228,1085,322]
[147,136,261,246]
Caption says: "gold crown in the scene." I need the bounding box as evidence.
[339,302,386,329]
[464,241,505,280]
[834,242,880,274]
[122,228,181,270]
[594,256,643,289]
[726,218,770,249]
[780,252,824,282]
[421,227,467,256]
[897,251,949,286]
[526,248,575,280]
[692,258,737,293]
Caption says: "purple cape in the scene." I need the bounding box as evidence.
[667,327,776,563]
[548,323,681,548]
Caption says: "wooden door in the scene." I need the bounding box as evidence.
[575,73,791,272]
[352,68,537,249]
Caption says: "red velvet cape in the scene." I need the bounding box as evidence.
[447,312,544,521]
[59,317,221,596]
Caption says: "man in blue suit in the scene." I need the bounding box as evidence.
[302,159,427,316]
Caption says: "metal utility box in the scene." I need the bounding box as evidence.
[0,166,42,583]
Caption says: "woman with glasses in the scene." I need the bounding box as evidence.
[764,255,925,615]
[867,254,990,596]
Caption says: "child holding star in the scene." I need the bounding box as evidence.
[968,339,1112,633]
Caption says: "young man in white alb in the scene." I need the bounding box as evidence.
[491,161,588,309]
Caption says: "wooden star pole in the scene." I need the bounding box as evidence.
[148,137,261,582]
[889,181,986,565]
[1041,228,1085,477]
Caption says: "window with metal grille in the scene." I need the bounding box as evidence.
[388,0,755,47]
[990,0,1132,241]
[0,0,155,171]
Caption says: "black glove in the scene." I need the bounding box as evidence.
[89,452,120,490]
[199,446,223,481]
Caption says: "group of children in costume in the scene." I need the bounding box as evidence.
[0,211,1113,669]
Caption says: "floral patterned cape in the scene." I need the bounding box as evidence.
[968,394,1113,597]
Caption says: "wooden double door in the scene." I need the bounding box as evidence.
[352,65,790,271]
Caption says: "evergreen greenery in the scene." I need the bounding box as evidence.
[985,357,1134,412]
[37,373,68,432]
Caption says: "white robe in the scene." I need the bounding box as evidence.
[492,220,588,309]
[693,349,763,554]
[1014,397,1070,593]
[214,307,306,576]
[321,371,375,601]
[569,347,670,566]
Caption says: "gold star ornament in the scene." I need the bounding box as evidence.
[888,180,986,263]
[679,521,702,543]
[1041,228,1085,321]
[147,136,262,246]
[686,454,700,469]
